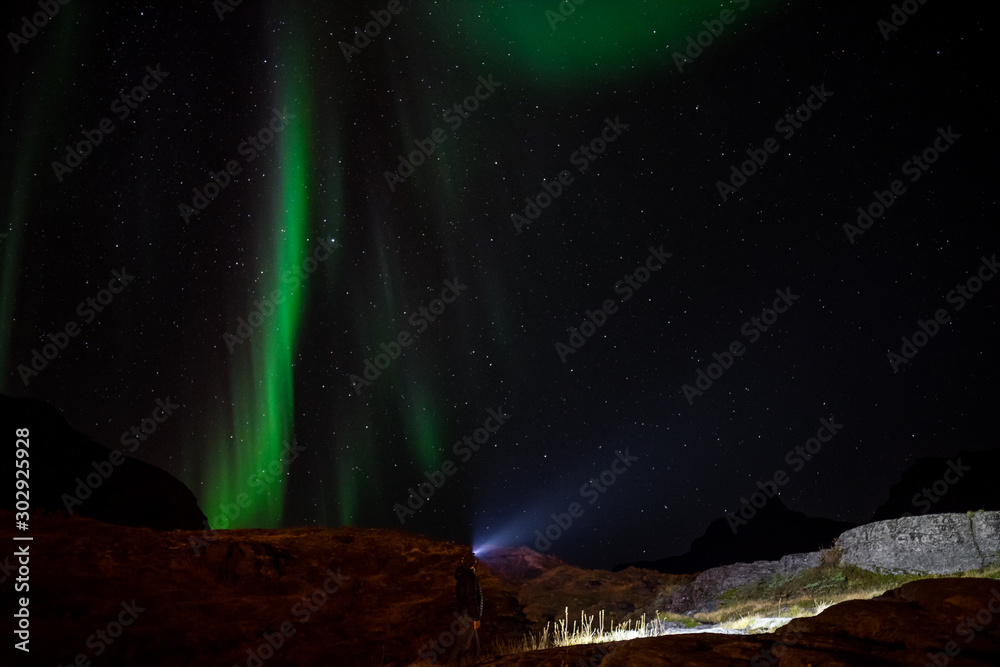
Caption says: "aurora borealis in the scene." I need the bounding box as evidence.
[3,0,996,569]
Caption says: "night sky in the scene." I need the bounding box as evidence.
[2,0,996,569]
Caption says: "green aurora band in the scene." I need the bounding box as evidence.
[2,0,782,531]
[199,13,315,529]
[1,4,82,385]
[428,0,782,85]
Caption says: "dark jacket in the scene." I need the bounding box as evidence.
[454,567,483,621]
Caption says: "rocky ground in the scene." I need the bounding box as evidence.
[479,579,1000,666]
[3,511,1000,666]
[480,545,689,628]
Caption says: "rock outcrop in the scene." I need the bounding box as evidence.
[1,394,206,530]
[668,512,1000,614]
[668,552,820,614]
[669,560,779,614]
[777,551,822,576]
[837,511,1000,574]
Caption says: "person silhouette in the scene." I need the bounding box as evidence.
[449,552,483,665]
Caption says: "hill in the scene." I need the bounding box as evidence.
[619,497,854,574]
[1,393,205,530]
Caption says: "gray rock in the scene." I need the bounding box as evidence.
[971,511,1000,563]
[777,551,821,577]
[663,513,1000,615]
[837,511,1000,574]
[669,560,779,613]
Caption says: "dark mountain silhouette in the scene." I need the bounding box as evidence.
[618,448,1000,575]
[869,448,1000,522]
[2,393,206,530]
[616,497,855,574]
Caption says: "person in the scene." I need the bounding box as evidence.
[449,552,483,665]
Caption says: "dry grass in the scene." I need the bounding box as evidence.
[698,558,1000,629]
[486,557,1000,657]
[489,607,658,657]
[699,583,893,627]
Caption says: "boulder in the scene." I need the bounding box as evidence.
[778,551,822,577]
[667,553,821,614]
[972,511,1000,560]
[837,512,1000,574]
[669,560,779,613]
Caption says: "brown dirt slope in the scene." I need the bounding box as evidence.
[2,510,527,666]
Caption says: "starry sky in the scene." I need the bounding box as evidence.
[2,0,996,569]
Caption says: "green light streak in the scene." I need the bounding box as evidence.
[1,7,80,388]
[337,447,360,525]
[401,375,445,470]
[201,8,315,528]
[434,0,783,84]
